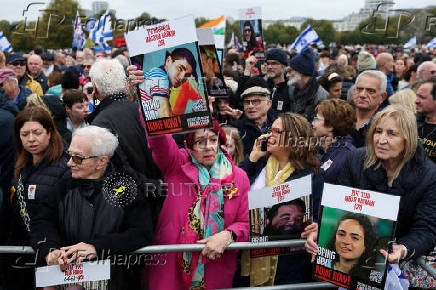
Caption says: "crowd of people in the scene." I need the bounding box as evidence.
[0,41,435,290]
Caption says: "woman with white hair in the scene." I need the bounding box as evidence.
[31,126,153,290]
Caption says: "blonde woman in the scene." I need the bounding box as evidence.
[306,105,436,279]
[389,88,417,113]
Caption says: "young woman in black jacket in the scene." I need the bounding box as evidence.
[4,106,70,289]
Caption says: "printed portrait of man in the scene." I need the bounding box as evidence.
[263,199,307,238]
[142,47,198,118]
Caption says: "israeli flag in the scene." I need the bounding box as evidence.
[290,25,321,53]
[427,37,436,49]
[84,15,96,32]
[72,11,85,49]
[404,36,416,49]
[0,31,12,52]
[90,10,112,52]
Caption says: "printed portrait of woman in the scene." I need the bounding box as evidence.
[326,212,379,275]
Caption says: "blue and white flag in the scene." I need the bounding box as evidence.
[427,37,436,49]
[89,10,112,52]
[227,32,242,50]
[404,36,416,49]
[72,11,85,49]
[84,14,96,32]
[289,25,321,53]
[0,31,12,52]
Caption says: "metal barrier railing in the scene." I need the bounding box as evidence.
[1,241,434,289]
[0,240,307,254]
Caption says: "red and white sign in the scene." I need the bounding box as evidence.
[321,183,400,221]
[35,259,110,287]
[239,7,262,20]
[125,16,197,57]
[248,174,311,209]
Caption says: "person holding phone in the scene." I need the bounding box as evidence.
[237,112,324,286]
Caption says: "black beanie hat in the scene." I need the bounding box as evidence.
[61,68,80,90]
[266,48,288,66]
[289,48,316,76]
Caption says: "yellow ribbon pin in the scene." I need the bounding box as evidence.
[113,186,126,196]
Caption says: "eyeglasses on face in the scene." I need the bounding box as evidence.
[192,136,219,149]
[66,151,99,165]
[243,99,266,106]
[267,127,284,135]
[81,64,92,69]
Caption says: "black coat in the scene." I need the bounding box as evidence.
[3,154,70,290]
[337,146,436,259]
[230,109,277,157]
[31,166,152,290]
[87,96,162,181]
[268,78,292,114]
[8,154,70,246]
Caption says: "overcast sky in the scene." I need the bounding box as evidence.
[1,0,435,23]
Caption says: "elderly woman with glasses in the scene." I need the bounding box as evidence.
[237,112,324,286]
[306,105,436,282]
[144,119,250,290]
[31,125,153,289]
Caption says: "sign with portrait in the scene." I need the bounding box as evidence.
[196,28,228,97]
[238,7,265,59]
[125,16,212,135]
[248,174,312,257]
[314,183,400,289]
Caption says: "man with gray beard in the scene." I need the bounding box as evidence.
[288,48,329,121]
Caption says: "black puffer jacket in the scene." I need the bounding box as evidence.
[337,146,436,259]
[8,154,70,246]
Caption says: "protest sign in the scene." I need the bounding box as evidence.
[248,174,312,257]
[238,7,265,59]
[314,183,400,289]
[35,260,110,287]
[196,28,227,97]
[125,17,212,135]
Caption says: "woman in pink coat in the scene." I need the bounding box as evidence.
[145,119,250,290]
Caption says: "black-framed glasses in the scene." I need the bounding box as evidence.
[243,99,266,106]
[81,64,92,69]
[66,151,99,165]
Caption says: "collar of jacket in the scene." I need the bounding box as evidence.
[72,162,115,196]
[240,108,276,131]
[267,78,287,90]
[86,92,127,123]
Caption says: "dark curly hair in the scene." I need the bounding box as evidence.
[326,212,378,275]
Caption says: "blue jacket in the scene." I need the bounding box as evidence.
[319,135,355,184]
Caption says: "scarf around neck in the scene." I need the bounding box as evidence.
[179,150,234,289]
